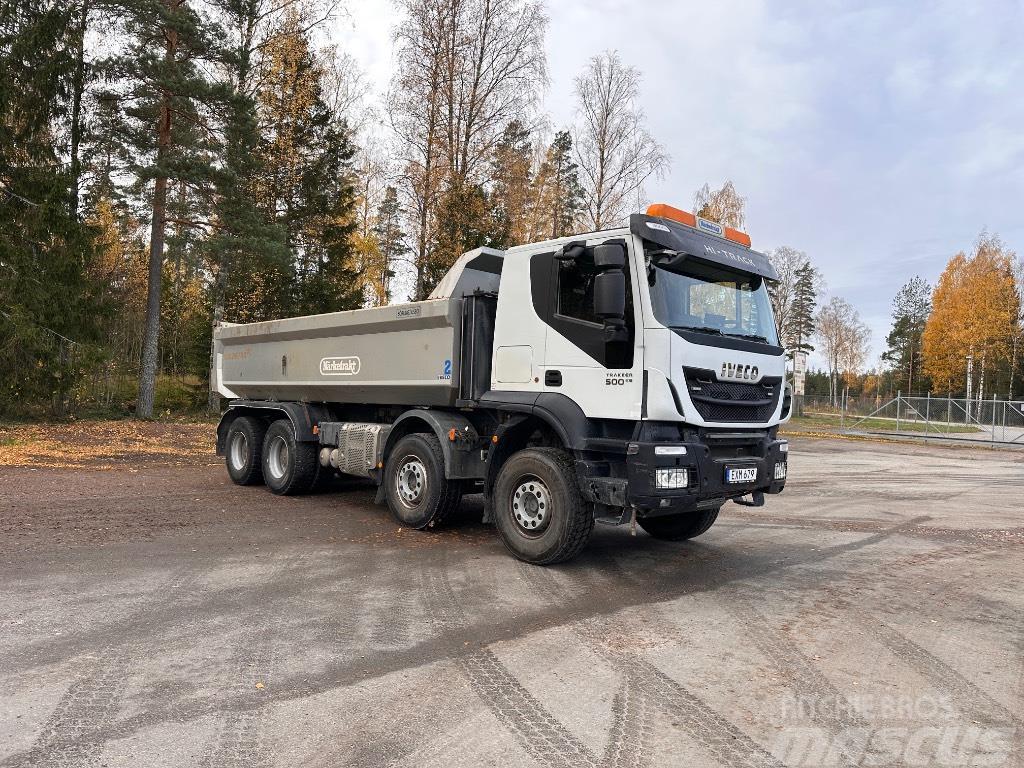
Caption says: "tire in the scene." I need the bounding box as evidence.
[384,433,463,529]
[493,448,593,565]
[261,419,318,495]
[225,416,265,486]
[637,507,720,541]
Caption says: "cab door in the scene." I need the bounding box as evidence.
[535,236,644,420]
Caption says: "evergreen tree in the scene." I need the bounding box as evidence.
[535,130,583,238]
[256,10,360,315]
[205,0,290,389]
[293,113,360,314]
[427,179,491,294]
[0,0,106,416]
[370,186,407,306]
[881,276,931,393]
[489,119,533,247]
[788,262,818,361]
[82,91,133,211]
[109,0,226,417]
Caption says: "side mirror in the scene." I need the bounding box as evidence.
[594,243,625,270]
[594,270,625,319]
[555,241,587,261]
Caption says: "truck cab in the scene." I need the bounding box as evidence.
[470,203,790,527]
[215,203,790,564]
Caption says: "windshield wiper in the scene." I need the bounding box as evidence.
[674,325,772,344]
[722,332,771,344]
[672,325,724,335]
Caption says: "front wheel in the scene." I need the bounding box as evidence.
[637,507,720,541]
[384,434,462,529]
[493,448,593,565]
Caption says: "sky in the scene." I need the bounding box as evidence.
[337,0,1024,369]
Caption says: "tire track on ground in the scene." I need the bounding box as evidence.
[20,567,201,767]
[198,554,310,768]
[369,561,415,650]
[517,557,652,768]
[0,519,936,764]
[422,558,600,768]
[600,679,653,768]
[724,596,871,765]
[198,640,276,768]
[862,616,1021,730]
[520,562,783,768]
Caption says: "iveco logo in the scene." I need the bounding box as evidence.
[320,356,361,376]
[720,362,760,382]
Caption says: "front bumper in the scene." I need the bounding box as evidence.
[624,433,787,516]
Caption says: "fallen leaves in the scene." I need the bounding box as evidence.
[0,419,219,470]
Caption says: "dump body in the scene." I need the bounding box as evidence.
[213,298,462,406]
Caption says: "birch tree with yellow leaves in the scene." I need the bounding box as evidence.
[921,232,1020,397]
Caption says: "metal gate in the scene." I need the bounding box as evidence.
[840,393,1024,445]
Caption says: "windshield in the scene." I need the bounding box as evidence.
[647,257,780,346]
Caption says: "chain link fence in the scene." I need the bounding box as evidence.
[793,393,1024,444]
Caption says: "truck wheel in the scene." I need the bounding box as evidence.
[493,448,593,565]
[261,419,318,495]
[637,507,720,541]
[384,434,462,529]
[225,416,265,486]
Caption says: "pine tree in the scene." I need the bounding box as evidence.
[254,11,360,315]
[109,0,226,417]
[0,0,106,416]
[370,186,407,306]
[428,179,491,294]
[533,130,583,239]
[293,113,360,314]
[489,119,533,247]
[881,276,931,393]
[204,0,290,410]
[789,262,818,360]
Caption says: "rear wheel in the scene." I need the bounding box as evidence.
[384,433,462,529]
[637,507,720,541]
[261,419,318,495]
[225,416,265,486]
[493,448,593,565]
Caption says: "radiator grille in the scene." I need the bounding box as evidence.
[683,367,782,423]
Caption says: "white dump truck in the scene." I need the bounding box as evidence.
[212,203,791,563]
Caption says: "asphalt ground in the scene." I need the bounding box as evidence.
[1,435,1021,767]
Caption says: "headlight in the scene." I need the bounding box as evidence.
[774,462,787,480]
[655,468,688,489]
[778,441,789,453]
[654,445,687,456]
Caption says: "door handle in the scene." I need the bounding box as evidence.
[544,370,562,387]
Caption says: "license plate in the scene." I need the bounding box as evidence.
[726,467,758,483]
